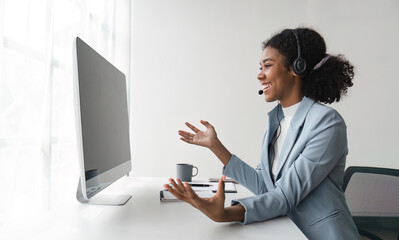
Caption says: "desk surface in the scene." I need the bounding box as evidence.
[4,177,306,240]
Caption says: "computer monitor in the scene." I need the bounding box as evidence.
[73,37,132,205]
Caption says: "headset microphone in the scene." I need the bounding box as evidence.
[258,90,263,95]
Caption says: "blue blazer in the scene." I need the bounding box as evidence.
[223,97,360,240]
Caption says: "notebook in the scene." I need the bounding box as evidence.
[160,190,214,202]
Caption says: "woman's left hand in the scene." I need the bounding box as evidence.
[163,176,227,222]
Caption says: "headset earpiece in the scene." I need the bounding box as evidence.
[290,29,306,75]
[294,57,306,75]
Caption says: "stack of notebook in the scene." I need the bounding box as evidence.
[160,181,237,202]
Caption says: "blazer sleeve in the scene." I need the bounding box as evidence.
[230,109,348,224]
[223,154,268,195]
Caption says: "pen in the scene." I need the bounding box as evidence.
[167,183,212,187]
[189,184,211,187]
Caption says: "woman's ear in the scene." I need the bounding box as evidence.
[290,66,300,77]
[290,67,304,84]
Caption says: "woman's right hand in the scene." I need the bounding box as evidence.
[178,120,217,149]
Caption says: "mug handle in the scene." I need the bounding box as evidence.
[192,166,198,177]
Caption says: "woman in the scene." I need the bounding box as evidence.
[164,27,360,239]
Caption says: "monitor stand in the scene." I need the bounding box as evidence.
[76,178,131,206]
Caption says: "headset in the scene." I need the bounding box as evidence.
[290,29,307,75]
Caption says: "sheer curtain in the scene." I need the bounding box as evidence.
[0,0,131,230]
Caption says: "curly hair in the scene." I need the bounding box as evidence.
[262,27,354,104]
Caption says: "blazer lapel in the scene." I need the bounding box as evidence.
[261,104,284,188]
[267,105,284,145]
[275,97,316,179]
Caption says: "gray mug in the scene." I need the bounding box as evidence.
[176,163,198,182]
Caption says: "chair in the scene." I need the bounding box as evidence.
[343,166,399,240]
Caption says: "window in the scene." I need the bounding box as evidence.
[0,0,131,229]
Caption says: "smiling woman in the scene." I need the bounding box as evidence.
[258,47,304,107]
[262,28,354,105]
[167,27,359,240]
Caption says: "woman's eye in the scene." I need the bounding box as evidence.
[260,65,271,71]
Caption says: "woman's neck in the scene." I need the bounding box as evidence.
[280,93,304,108]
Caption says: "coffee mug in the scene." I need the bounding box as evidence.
[176,163,198,182]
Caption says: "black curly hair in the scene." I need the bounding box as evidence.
[262,27,354,104]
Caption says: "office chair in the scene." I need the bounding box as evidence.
[343,166,399,240]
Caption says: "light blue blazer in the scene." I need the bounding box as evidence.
[223,97,360,240]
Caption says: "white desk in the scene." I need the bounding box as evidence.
[3,177,306,240]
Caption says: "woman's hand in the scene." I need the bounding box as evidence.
[178,120,217,149]
[178,120,232,166]
[163,176,228,222]
[163,176,245,222]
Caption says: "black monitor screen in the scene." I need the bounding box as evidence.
[76,37,131,184]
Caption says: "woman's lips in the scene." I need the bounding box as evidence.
[263,83,271,93]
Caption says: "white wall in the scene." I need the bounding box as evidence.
[130,0,399,178]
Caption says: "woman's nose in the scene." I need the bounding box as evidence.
[257,72,265,80]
